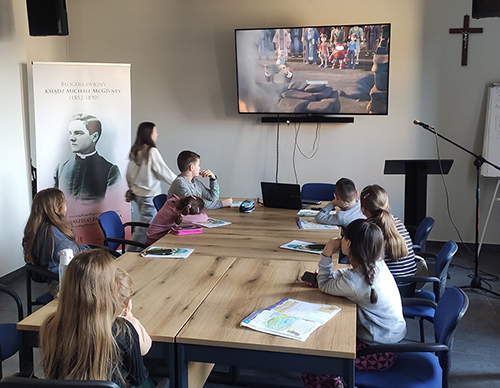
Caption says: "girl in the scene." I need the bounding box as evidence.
[22,188,90,293]
[146,194,207,245]
[302,219,406,388]
[116,268,152,357]
[360,184,417,278]
[40,249,149,388]
[126,122,176,250]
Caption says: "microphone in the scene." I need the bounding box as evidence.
[413,120,433,130]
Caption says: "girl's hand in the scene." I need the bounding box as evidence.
[322,237,342,258]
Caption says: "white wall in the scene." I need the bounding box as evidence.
[66,0,500,247]
[0,0,67,277]
[1,0,499,276]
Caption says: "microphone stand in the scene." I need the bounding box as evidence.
[417,123,500,297]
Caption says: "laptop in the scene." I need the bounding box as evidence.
[260,182,303,210]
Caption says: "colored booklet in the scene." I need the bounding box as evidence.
[194,218,231,228]
[170,223,203,235]
[241,298,341,342]
[296,209,319,217]
[296,218,339,230]
[140,246,194,259]
[280,240,324,254]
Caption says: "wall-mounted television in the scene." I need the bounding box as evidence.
[235,24,390,116]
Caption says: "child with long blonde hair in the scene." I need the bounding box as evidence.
[360,184,417,277]
[40,250,149,387]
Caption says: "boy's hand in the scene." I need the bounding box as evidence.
[221,198,233,207]
[200,169,215,179]
[322,237,342,258]
[331,198,348,210]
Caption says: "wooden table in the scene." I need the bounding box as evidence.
[17,205,352,388]
[156,203,341,262]
[17,252,236,385]
[176,258,357,388]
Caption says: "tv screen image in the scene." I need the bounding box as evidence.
[235,25,390,115]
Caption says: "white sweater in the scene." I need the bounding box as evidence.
[126,147,176,197]
[317,255,406,345]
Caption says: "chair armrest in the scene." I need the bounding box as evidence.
[123,221,150,229]
[25,263,59,281]
[394,275,440,285]
[418,251,438,261]
[88,244,121,258]
[0,284,24,321]
[402,297,437,308]
[103,237,147,249]
[357,342,449,357]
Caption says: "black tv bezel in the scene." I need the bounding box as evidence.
[472,0,500,18]
[234,24,391,117]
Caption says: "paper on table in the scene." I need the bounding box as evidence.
[241,298,341,341]
[280,240,323,254]
[140,246,194,259]
[194,218,231,228]
[296,218,339,230]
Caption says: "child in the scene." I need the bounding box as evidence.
[167,150,232,210]
[315,177,365,228]
[302,219,406,388]
[347,34,357,69]
[146,194,208,245]
[22,188,90,295]
[318,34,329,68]
[40,249,149,387]
[116,267,152,356]
[360,184,417,278]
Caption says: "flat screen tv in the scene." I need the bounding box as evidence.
[235,24,390,116]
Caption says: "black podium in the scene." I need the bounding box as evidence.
[384,159,453,227]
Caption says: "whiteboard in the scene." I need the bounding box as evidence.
[481,83,500,178]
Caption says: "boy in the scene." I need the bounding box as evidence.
[315,177,365,227]
[167,150,232,209]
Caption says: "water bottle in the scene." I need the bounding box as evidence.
[58,248,74,288]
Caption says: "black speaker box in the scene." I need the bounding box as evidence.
[472,0,500,18]
[26,0,69,36]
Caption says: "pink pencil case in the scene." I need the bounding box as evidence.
[170,224,203,235]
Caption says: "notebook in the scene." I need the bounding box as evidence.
[261,182,303,210]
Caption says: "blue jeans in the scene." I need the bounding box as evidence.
[127,195,157,252]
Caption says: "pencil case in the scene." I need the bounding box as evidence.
[170,224,203,235]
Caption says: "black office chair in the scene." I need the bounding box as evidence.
[301,183,336,202]
[24,264,57,315]
[0,285,24,379]
[153,194,168,212]
[98,211,149,254]
[0,376,119,388]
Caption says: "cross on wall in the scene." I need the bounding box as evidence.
[449,14,483,66]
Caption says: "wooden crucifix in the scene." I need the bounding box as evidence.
[449,14,483,66]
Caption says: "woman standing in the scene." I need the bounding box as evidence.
[126,122,176,249]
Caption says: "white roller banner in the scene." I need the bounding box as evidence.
[32,62,131,245]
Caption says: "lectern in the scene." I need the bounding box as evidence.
[384,159,453,227]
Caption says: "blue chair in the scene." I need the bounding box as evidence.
[0,285,23,379]
[356,287,469,388]
[396,240,458,341]
[411,216,435,253]
[98,211,149,254]
[301,183,336,202]
[153,194,168,212]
